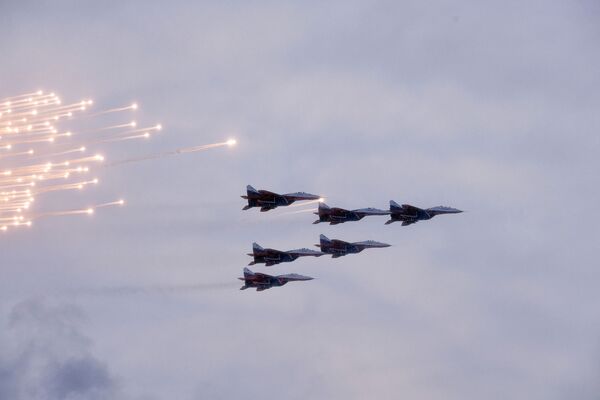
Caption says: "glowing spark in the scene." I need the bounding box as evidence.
[0,90,153,232]
[0,90,230,233]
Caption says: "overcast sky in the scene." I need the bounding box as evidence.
[1,1,599,399]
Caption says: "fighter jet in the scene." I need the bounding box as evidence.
[239,267,314,291]
[241,185,321,212]
[248,242,325,266]
[386,201,463,226]
[315,234,391,258]
[313,202,389,225]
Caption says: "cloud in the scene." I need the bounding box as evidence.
[0,299,123,400]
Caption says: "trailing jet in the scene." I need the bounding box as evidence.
[239,267,314,291]
[315,234,391,258]
[386,201,463,226]
[313,202,389,225]
[241,185,322,212]
[248,242,324,266]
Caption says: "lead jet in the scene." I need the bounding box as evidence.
[241,185,321,212]
[313,202,389,225]
[248,243,325,266]
[315,234,391,258]
[386,200,463,226]
[239,267,314,291]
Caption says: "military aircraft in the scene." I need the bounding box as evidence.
[313,202,389,224]
[386,200,463,226]
[248,242,325,266]
[239,267,314,291]
[241,185,322,211]
[315,234,391,258]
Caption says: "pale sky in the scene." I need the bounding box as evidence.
[1,1,599,399]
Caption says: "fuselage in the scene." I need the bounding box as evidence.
[390,207,432,222]
[250,249,298,265]
[244,192,294,210]
[319,240,363,255]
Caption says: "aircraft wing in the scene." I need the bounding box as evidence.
[427,206,463,214]
[401,220,417,226]
[287,248,324,257]
[283,192,320,201]
[256,285,272,291]
[278,273,314,281]
[354,207,389,216]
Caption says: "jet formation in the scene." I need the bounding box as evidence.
[239,186,462,291]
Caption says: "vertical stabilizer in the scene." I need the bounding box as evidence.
[389,200,401,211]
[252,242,264,252]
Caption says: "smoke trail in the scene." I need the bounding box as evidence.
[104,140,236,167]
[67,282,237,297]
[275,207,318,217]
